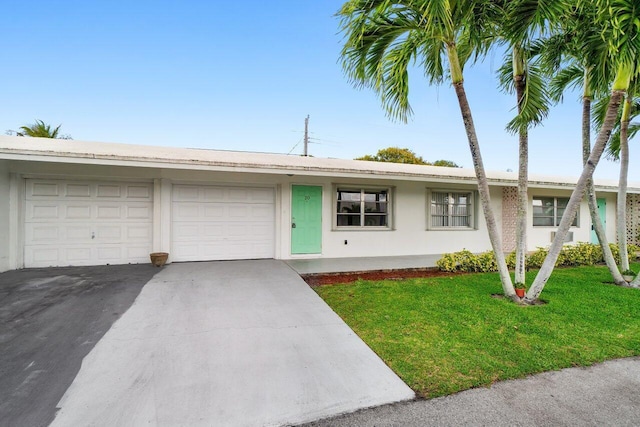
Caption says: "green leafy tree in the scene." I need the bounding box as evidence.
[16,120,71,139]
[356,147,460,167]
[431,159,460,167]
[356,147,428,164]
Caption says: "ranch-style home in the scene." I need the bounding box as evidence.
[0,135,638,273]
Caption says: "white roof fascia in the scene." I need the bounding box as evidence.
[0,136,637,193]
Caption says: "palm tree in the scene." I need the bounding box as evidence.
[523,0,639,302]
[594,81,640,283]
[497,41,550,288]
[337,0,518,300]
[17,120,68,139]
[536,5,626,286]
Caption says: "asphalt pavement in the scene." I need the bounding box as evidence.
[301,356,640,427]
[0,264,159,427]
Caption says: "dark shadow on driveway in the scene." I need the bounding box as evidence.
[0,264,160,427]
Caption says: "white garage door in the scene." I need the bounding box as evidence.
[172,185,275,262]
[25,179,153,268]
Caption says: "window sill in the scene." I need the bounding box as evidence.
[332,227,393,232]
[427,227,476,231]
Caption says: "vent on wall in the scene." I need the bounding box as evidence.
[550,231,574,243]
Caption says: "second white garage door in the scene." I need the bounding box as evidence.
[171,185,275,262]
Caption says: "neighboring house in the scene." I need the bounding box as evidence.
[0,135,638,272]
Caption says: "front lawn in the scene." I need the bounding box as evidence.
[315,264,640,398]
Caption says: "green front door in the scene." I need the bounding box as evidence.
[291,185,322,254]
[591,198,606,243]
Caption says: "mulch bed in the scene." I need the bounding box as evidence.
[301,267,458,286]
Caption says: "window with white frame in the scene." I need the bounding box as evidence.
[532,197,578,226]
[336,188,390,228]
[429,191,473,228]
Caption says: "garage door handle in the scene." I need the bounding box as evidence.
[91,232,95,239]
[292,223,296,228]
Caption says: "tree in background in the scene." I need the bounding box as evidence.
[432,159,460,167]
[14,120,72,139]
[356,147,459,167]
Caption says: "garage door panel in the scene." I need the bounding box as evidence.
[29,248,60,264]
[66,226,92,241]
[66,184,91,197]
[67,247,94,262]
[66,205,92,219]
[31,182,60,197]
[202,187,225,201]
[252,206,274,219]
[203,205,225,218]
[27,225,60,242]
[251,188,275,202]
[126,185,152,199]
[24,179,153,268]
[97,184,121,198]
[30,204,59,220]
[127,225,152,240]
[173,186,200,202]
[96,205,122,219]
[171,185,275,262]
[126,205,152,219]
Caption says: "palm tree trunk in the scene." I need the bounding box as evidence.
[582,95,625,285]
[446,44,516,300]
[452,80,516,300]
[617,96,631,272]
[514,69,528,287]
[524,89,625,303]
[587,187,626,285]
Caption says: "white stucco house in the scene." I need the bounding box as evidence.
[0,135,639,273]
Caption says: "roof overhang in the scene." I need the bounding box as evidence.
[0,136,637,193]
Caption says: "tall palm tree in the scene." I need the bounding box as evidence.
[594,81,640,283]
[17,120,63,138]
[536,6,626,286]
[522,0,639,302]
[338,0,518,300]
[497,43,550,287]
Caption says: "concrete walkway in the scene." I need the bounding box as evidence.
[50,260,413,427]
[286,254,442,275]
[303,357,640,426]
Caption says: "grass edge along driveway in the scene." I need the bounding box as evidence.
[315,264,640,398]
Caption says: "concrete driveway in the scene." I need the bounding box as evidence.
[48,260,413,426]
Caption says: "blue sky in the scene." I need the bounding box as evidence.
[1,1,636,181]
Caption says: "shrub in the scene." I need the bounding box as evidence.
[436,243,638,273]
[436,249,498,273]
[436,253,458,272]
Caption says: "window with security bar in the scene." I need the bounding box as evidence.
[430,191,473,228]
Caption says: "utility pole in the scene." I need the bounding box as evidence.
[303,115,309,156]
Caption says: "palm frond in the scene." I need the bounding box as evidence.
[507,57,551,133]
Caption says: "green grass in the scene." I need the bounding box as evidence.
[315,263,640,398]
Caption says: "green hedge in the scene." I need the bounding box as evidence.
[436,243,639,273]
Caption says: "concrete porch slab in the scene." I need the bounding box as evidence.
[285,254,442,275]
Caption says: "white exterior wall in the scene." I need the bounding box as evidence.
[3,158,627,269]
[0,160,10,272]
[527,189,617,250]
[278,177,495,259]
